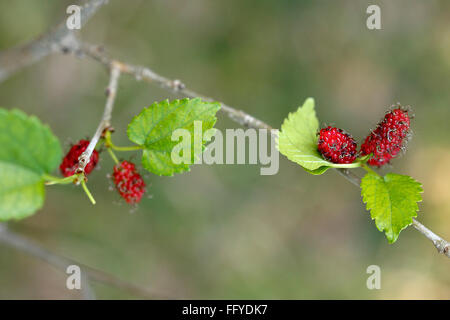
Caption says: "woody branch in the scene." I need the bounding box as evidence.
[0,0,108,83]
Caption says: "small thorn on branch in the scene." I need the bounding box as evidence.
[61,46,70,54]
[171,79,186,91]
[435,239,450,255]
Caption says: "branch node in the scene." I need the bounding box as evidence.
[435,239,450,254]
[172,79,186,91]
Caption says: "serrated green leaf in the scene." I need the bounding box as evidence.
[127,98,220,176]
[0,109,62,174]
[277,98,359,175]
[0,108,61,221]
[0,161,45,221]
[361,172,423,243]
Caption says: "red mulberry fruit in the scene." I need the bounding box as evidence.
[317,126,357,164]
[360,107,410,167]
[60,139,99,177]
[112,160,146,204]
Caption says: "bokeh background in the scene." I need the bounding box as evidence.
[0,0,449,299]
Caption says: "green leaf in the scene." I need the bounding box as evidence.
[361,172,423,243]
[0,109,62,174]
[303,166,330,175]
[277,98,359,175]
[0,108,61,221]
[127,98,220,176]
[0,161,45,221]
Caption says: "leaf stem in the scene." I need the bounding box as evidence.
[43,174,78,185]
[362,163,380,176]
[330,162,363,169]
[107,147,120,165]
[110,145,143,151]
[44,173,96,205]
[328,154,373,169]
[356,153,373,164]
[80,179,96,205]
[104,130,142,152]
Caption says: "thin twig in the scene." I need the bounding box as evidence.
[77,63,120,173]
[77,43,273,131]
[412,219,450,258]
[0,0,108,82]
[0,224,175,299]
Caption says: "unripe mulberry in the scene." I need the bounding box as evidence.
[360,107,410,167]
[317,126,357,164]
[60,140,99,177]
[112,160,146,204]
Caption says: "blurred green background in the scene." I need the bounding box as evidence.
[0,0,449,299]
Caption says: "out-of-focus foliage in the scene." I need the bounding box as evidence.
[0,0,449,299]
[0,109,61,221]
